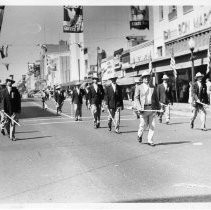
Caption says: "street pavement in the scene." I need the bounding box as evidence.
[1,98,211,203]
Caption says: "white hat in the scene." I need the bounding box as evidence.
[195,72,204,78]
[162,74,169,80]
[141,70,151,77]
[109,73,118,80]
[92,73,98,79]
[134,77,140,83]
[56,85,61,89]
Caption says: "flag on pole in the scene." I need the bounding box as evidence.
[149,53,153,74]
[206,35,211,74]
[170,49,177,78]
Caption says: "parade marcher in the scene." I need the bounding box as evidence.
[41,89,47,110]
[54,85,65,115]
[134,71,160,146]
[104,73,123,134]
[0,81,5,135]
[88,73,105,128]
[84,83,90,109]
[131,77,142,119]
[71,81,84,121]
[190,72,209,131]
[157,74,173,124]
[0,77,21,141]
[206,78,211,104]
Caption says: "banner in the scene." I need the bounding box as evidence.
[63,6,83,33]
[130,6,149,30]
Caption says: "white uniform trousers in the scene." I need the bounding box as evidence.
[191,106,206,129]
[159,103,170,123]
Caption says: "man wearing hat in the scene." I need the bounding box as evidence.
[190,72,209,131]
[104,73,123,134]
[54,85,65,115]
[71,81,84,121]
[134,70,160,146]
[157,74,173,124]
[0,81,6,135]
[88,73,105,128]
[0,77,21,140]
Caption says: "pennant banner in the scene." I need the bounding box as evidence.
[206,35,211,74]
[130,6,149,30]
[63,6,83,33]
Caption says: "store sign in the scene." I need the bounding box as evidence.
[164,9,211,41]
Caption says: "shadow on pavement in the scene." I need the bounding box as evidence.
[156,141,191,146]
[16,136,52,141]
[16,131,39,134]
[116,194,211,202]
[168,122,189,125]
[19,106,57,119]
[120,130,137,134]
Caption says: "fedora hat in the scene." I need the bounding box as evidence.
[162,74,169,80]
[141,71,151,78]
[195,72,204,78]
[5,78,15,84]
[55,85,61,89]
[92,73,98,80]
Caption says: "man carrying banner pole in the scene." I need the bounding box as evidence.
[0,77,21,141]
[134,71,161,146]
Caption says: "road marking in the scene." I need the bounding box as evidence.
[193,142,203,146]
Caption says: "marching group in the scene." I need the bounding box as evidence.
[1,70,211,145]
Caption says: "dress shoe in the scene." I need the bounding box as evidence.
[1,129,5,136]
[190,121,194,129]
[137,136,142,143]
[11,136,16,141]
[75,118,78,121]
[115,129,120,134]
[166,121,170,125]
[108,123,111,131]
[201,128,207,131]
[96,122,100,128]
[148,142,155,146]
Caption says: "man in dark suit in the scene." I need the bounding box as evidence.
[0,77,21,141]
[190,72,209,131]
[157,74,173,124]
[104,73,123,134]
[54,85,66,115]
[88,73,105,128]
[84,83,90,109]
[71,82,84,121]
[0,82,6,135]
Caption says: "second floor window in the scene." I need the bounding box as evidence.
[168,6,177,21]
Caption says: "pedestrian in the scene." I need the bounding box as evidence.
[206,78,211,104]
[157,74,173,124]
[41,89,47,110]
[190,72,209,131]
[134,71,160,146]
[88,73,105,128]
[0,82,6,135]
[54,85,65,115]
[0,77,21,141]
[104,73,124,134]
[84,83,90,109]
[71,82,84,121]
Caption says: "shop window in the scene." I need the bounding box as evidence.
[183,6,193,14]
[157,46,163,57]
[159,6,164,21]
[168,6,177,21]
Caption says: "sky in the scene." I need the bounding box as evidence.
[0,5,152,83]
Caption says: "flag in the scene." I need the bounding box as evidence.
[63,6,83,33]
[206,35,211,74]
[170,49,177,78]
[46,55,57,71]
[0,45,8,59]
[149,53,153,74]
[0,6,5,33]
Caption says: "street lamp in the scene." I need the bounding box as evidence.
[188,37,195,84]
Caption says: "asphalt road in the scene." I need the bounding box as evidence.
[1,98,211,203]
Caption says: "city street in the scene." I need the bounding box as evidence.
[0,98,211,203]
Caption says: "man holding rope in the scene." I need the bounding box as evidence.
[0,77,21,141]
[104,73,123,134]
[190,72,209,131]
[134,71,161,146]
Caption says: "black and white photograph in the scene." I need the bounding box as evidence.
[0,0,211,209]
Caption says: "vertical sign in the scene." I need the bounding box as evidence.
[130,6,149,30]
[63,6,83,33]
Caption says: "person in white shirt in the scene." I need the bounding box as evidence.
[134,71,160,146]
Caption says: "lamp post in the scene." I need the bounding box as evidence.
[188,37,195,84]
